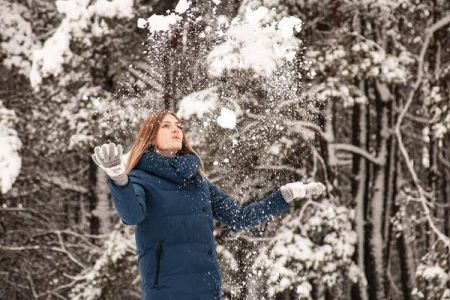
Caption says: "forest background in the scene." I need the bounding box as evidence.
[1,0,450,299]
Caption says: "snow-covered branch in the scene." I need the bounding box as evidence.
[284,120,332,141]
[330,143,385,166]
[394,13,450,250]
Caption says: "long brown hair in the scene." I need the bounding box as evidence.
[125,111,206,177]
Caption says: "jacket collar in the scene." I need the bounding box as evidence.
[135,145,201,186]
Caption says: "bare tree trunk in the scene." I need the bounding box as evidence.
[321,101,336,184]
[163,46,175,111]
[366,80,390,300]
[443,135,450,277]
[394,160,416,300]
[351,79,369,300]
[363,79,374,300]
[383,94,396,298]
[443,134,450,239]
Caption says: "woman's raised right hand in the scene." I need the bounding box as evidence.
[91,142,128,185]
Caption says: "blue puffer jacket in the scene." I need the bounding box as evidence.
[108,147,290,300]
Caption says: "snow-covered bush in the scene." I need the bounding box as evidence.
[254,200,363,299]
[69,227,138,300]
[412,254,450,300]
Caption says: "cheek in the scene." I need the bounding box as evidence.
[157,130,177,144]
[156,130,168,142]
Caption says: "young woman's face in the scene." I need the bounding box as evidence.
[154,114,183,151]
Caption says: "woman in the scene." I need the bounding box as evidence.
[91,111,325,300]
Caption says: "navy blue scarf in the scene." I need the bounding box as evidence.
[135,146,203,188]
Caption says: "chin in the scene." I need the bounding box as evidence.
[170,143,182,151]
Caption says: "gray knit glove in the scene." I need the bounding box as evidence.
[91,142,128,186]
[280,181,326,202]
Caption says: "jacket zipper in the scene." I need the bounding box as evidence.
[154,242,163,287]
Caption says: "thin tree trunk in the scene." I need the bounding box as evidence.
[322,101,336,181]
[444,134,450,238]
[443,135,450,276]
[367,80,390,300]
[351,79,369,300]
[383,93,395,298]
[163,34,178,111]
[363,78,373,300]
[395,153,416,300]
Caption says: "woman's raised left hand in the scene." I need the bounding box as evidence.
[280,181,326,202]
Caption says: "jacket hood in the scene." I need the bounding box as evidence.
[134,146,201,186]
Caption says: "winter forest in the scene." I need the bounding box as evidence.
[1,0,450,299]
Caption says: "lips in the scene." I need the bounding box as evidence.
[172,136,181,140]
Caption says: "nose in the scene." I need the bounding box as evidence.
[171,125,181,133]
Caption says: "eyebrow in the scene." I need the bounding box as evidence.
[161,121,181,124]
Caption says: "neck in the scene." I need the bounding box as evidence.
[154,146,178,157]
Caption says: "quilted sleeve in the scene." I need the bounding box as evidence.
[108,171,148,225]
[207,180,290,231]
